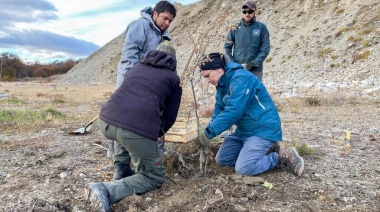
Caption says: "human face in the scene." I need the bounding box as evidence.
[200,68,224,86]
[242,8,256,22]
[153,11,174,32]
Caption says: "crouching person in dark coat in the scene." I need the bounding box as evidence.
[84,43,182,212]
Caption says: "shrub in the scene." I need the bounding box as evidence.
[335,8,345,14]
[43,106,65,117]
[52,94,65,104]
[335,27,345,37]
[361,29,372,35]
[305,97,321,106]
[352,50,371,63]
[362,40,370,47]
[36,93,46,97]
[347,36,355,42]
[318,48,333,57]
[293,142,315,156]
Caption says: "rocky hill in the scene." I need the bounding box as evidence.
[56,0,380,99]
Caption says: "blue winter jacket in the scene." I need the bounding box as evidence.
[224,20,270,71]
[116,7,171,88]
[204,62,282,141]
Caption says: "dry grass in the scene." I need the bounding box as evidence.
[0,81,114,134]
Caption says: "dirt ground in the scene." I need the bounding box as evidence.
[1,81,379,212]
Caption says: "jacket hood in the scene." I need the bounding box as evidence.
[140,7,171,40]
[226,62,244,72]
[141,7,154,21]
[217,62,244,86]
[141,50,177,71]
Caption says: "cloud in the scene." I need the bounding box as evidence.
[0,0,58,27]
[0,0,201,63]
[0,29,99,55]
[0,0,100,62]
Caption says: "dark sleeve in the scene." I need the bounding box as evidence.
[224,29,236,62]
[160,78,182,136]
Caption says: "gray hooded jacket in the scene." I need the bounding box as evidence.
[116,7,171,88]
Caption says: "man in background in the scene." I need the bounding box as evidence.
[224,1,270,81]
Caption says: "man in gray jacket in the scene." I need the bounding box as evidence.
[108,1,177,179]
[116,1,177,87]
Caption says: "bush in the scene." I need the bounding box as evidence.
[305,97,321,106]
[352,50,371,63]
[294,143,315,156]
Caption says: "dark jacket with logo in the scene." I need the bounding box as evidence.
[224,19,270,71]
[100,50,182,141]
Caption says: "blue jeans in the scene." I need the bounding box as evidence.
[215,134,279,176]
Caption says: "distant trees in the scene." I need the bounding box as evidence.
[0,52,81,81]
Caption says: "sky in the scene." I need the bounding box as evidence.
[0,0,200,64]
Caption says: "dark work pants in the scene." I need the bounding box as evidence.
[98,118,165,204]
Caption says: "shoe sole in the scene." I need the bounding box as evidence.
[290,147,304,176]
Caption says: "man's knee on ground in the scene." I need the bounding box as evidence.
[235,163,263,176]
[235,164,252,176]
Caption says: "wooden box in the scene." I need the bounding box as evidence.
[165,117,199,143]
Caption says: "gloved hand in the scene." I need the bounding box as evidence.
[194,132,211,150]
[245,61,260,70]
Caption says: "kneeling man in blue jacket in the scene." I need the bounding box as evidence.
[196,52,304,176]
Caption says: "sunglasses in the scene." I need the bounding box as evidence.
[242,10,254,14]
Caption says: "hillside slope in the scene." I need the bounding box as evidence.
[57,0,380,98]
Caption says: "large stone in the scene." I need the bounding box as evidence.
[242,176,265,185]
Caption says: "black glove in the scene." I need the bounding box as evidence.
[246,61,260,70]
[194,132,211,150]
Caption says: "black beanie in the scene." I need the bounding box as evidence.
[199,53,225,71]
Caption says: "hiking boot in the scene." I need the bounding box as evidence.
[278,147,304,176]
[266,142,280,155]
[84,183,111,212]
[113,161,134,180]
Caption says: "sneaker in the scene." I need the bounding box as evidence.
[113,161,134,180]
[84,183,111,212]
[266,142,280,155]
[278,147,304,176]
